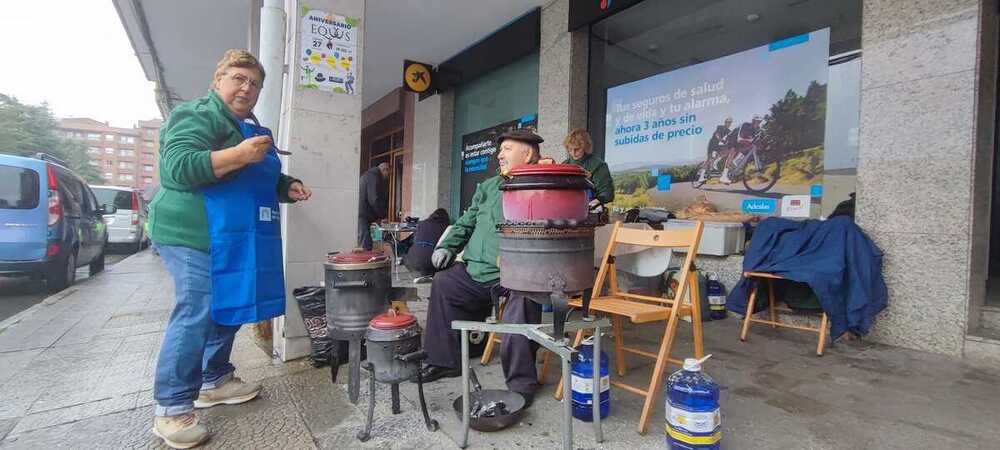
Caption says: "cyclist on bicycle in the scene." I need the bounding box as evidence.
[695,117,733,184]
[720,115,763,185]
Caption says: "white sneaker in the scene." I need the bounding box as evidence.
[152,413,209,449]
[719,169,732,185]
[194,377,261,409]
[695,170,706,183]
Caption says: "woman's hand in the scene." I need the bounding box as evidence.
[288,181,312,201]
[237,135,273,164]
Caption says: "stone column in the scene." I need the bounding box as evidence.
[273,0,365,361]
[409,91,454,218]
[856,0,989,356]
[536,0,589,157]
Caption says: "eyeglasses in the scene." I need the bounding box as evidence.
[226,73,262,90]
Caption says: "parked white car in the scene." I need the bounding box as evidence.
[90,185,148,252]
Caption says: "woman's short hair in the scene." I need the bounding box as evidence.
[212,49,266,86]
[563,129,593,155]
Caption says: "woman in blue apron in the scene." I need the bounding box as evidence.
[147,50,311,449]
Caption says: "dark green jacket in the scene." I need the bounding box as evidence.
[563,153,615,204]
[148,91,298,251]
[437,176,503,283]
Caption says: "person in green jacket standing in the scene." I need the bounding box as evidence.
[416,129,548,407]
[148,50,312,449]
[562,128,615,207]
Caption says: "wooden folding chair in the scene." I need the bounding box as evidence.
[547,221,706,434]
[479,295,507,365]
[739,272,829,356]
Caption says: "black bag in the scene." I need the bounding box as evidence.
[293,286,346,368]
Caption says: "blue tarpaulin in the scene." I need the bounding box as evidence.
[726,217,888,339]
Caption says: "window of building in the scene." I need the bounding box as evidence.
[103,172,113,180]
[104,147,114,154]
[120,174,134,181]
[119,149,135,157]
[104,160,114,169]
[144,141,155,148]
[143,164,154,172]
[87,147,100,154]
[119,161,134,169]
[120,136,136,144]
[105,134,114,141]
[89,160,99,166]
[87,133,100,141]
[143,177,153,184]
[586,0,861,218]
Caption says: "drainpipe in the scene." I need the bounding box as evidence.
[255,0,286,131]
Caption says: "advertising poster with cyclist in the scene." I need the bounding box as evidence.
[604,28,830,217]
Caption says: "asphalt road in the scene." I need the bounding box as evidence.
[0,250,133,322]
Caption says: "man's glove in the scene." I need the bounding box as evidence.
[588,199,603,213]
[431,248,455,269]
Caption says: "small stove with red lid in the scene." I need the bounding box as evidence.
[357,309,439,442]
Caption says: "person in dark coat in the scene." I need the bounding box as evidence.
[402,208,450,276]
[357,163,389,250]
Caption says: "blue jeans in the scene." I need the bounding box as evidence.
[154,244,241,416]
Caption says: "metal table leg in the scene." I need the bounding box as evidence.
[561,354,573,450]
[460,329,470,449]
[593,325,603,443]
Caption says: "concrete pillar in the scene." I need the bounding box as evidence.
[409,91,454,219]
[855,0,989,356]
[273,0,365,361]
[536,0,589,158]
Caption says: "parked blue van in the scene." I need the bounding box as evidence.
[0,153,116,292]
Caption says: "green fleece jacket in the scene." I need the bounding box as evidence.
[436,176,503,283]
[148,91,298,251]
[563,153,615,204]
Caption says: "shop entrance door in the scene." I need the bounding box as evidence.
[367,129,407,222]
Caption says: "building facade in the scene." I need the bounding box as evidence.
[58,118,162,191]
[115,0,1000,365]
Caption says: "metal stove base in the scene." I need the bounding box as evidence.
[452,317,611,450]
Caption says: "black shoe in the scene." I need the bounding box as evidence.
[516,391,535,409]
[411,365,461,383]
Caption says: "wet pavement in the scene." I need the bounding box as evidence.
[0,252,129,321]
[0,251,998,449]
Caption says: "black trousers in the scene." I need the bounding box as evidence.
[423,264,542,394]
[357,218,373,251]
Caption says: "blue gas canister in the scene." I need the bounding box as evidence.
[665,356,720,449]
[706,274,727,320]
[571,336,610,421]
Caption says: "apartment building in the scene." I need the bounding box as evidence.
[58,117,162,191]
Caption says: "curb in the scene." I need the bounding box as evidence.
[0,250,149,332]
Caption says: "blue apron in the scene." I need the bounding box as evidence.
[202,116,285,326]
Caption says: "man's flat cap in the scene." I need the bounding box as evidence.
[497,128,544,147]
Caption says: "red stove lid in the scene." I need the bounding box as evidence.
[369,309,417,330]
[330,250,388,265]
[507,164,588,177]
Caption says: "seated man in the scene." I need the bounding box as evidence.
[416,129,545,406]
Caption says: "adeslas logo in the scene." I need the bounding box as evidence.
[741,199,777,214]
[600,0,612,11]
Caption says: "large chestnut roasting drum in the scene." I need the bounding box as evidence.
[500,164,594,222]
[324,251,391,335]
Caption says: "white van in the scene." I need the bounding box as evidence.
[91,185,148,252]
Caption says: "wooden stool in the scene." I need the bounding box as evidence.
[739,272,829,356]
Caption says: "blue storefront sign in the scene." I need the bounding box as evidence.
[742,198,778,214]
